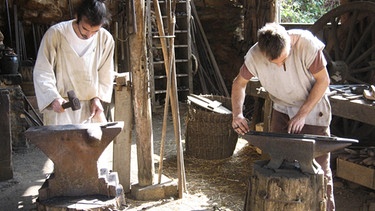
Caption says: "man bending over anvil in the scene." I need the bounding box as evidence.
[231,23,334,210]
[33,0,114,125]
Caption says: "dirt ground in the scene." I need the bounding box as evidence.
[1,102,375,211]
[1,0,375,210]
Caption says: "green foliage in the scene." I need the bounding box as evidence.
[280,0,340,23]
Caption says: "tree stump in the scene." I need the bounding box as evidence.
[244,160,327,211]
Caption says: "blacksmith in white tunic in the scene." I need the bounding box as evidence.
[231,23,335,210]
[33,0,114,125]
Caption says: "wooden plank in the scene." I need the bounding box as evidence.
[113,76,133,193]
[249,97,262,131]
[263,95,272,132]
[329,96,375,126]
[246,80,272,132]
[245,79,268,99]
[337,158,375,190]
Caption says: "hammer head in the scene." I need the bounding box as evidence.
[62,90,81,111]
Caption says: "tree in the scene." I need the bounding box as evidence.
[281,0,340,23]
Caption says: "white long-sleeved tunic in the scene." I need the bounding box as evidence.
[33,20,115,125]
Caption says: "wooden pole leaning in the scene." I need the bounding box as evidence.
[152,0,186,198]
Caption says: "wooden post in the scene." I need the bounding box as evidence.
[0,90,13,181]
[113,73,133,193]
[244,0,278,45]
[244,161,327,211]
[263,94,272,132]
[130,0,154,186]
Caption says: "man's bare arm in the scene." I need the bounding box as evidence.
[231,64,253,135]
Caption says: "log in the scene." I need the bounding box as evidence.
[244,160,327,211]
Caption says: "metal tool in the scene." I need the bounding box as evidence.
[62,90,81,111]
[81,114,94,124]
[242,131,358,174]
[187,94,231,114]
[363,85,375,100]
[22,94,43,126]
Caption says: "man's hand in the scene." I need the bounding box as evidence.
[232,116,250,135]
[287,66,330,134]
[287,114,306,134]
[90,97,105,120]
[51,98,67,113]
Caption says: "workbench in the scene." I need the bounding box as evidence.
[246,79,375,131]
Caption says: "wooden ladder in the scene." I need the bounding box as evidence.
[146,0,192,109]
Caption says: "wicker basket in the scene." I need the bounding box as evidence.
[185,95,238,160]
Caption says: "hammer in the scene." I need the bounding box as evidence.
[62,90,81,111]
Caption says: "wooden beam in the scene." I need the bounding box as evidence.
[113,74,133,193]
[130,0,154,186]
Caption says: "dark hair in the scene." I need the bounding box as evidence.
[257,23,289,60]
[76,0,110,26]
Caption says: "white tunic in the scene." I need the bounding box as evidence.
[33,20,115,125]
[244,29,331,126]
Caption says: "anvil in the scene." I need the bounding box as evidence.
[242,131,358,174]
[24,122,124,200]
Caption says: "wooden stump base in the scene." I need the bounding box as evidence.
[36,195,117,211]
[244,160,327,211]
